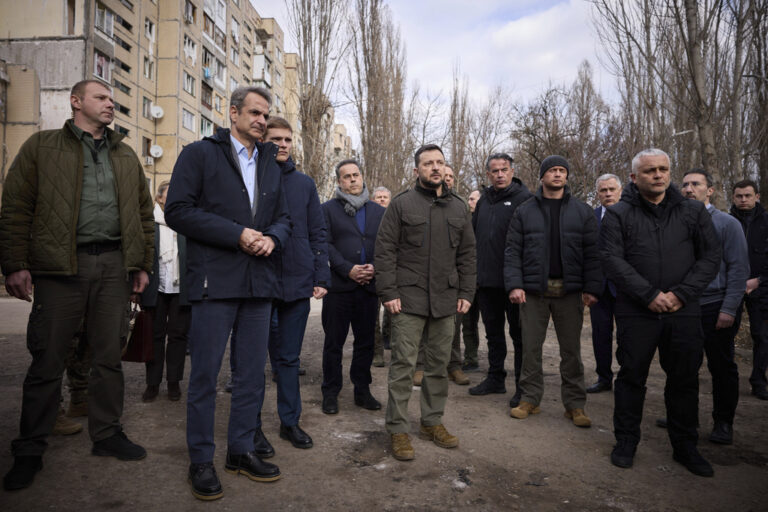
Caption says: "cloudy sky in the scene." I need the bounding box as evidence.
[250,0,614,139]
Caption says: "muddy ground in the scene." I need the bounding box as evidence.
[0,297,766,511]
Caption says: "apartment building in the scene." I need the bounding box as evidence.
[0,0,295,191]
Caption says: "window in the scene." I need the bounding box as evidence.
[232,0,239,6]
[144,18,155,41]
[115,124,129,136]
[230,77,238,92]
[201,116,213,137]
[142,137,152,156]
[215,59,226,81]
[243,35,251,48]
[275,70,281,86]
[230,47,239,66]
[120,0,134,11]
[202,47,214,68]
[143,97,152,119]
[214,26,226,51]
[182,109,195,131]
[214,94,222,113]
[94,50,112,82]
[95,3,114,38]
[203,14,214,39]
[144,56,155,79]
[113,101,130,115]
[184,1,196,24]
[242,74,249,85]
[231,18,239,42]
[115,13,132,31]
[114,57,131,73]
[183,71,196,96]
[215,0,225,20]
[276,46,282,62]
[113,78,131,94]
[202,83,213,109]
[183,35,197,63]
[114,35,132,51]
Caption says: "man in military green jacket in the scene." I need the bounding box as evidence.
[0,80,154,491]
[374,144,476,461]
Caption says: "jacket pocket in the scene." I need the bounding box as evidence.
[447,217,465,247]
[401,214,427,247]
[448,270,459,289]
[397,267,427,290]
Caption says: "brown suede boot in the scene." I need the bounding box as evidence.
[413,370,424,387]
[418,424,458,448]
[510,401,541,419]
[53,408,82,435]
[448,369,470,385]
[565,408,592,428]
[391,433,415,461]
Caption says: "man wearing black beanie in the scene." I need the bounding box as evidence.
[504,155,602,428]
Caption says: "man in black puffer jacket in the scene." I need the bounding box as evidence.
[601,149,720,477]
[504,155,602,428]
[469,153,532,406]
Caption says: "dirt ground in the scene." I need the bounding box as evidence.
[0,297,767,512]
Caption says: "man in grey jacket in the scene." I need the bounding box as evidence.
[678,169,749,445]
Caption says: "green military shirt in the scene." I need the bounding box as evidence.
[69,120,121,244]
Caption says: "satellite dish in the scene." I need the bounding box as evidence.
[150,105,164,119]
[149,145,164,158]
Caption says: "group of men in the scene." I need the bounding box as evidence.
[1,80,767,500]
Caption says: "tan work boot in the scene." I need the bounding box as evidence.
[565,408,592,428]
[66,400,88,418]
[448,369,470,385]
[53,408,82,435]
[413,370,424,387]
[372,354,385,367]
[510,401,541,419]
[418,424,459,448]
[391,433,415,461]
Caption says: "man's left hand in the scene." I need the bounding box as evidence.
[583,293,598,307]
[132,270,149,293]
[252,236,275,257]
[457,298,471,314]
[313,286,328,299]
[716,312,735,329]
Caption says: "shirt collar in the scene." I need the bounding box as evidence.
[230,134,256,161]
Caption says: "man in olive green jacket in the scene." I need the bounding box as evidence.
[375,144,476,461]
[0,80,154,491]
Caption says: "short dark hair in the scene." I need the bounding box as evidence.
[732,179,758,195]
[71,79,111,98]
[266,116,292,134]
[485,152,514,172]
[683,168,713,188]
[230,86,272,112]
[335,158,361,179]
[414,144,444,168]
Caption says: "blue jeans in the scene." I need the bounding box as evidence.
[186,298,271,463]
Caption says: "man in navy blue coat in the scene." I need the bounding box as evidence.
[320,159,386,415]
[259,116,329,451]
[165,87,291,500]
[587,173,622,393]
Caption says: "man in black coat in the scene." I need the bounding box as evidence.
[601,149,720,477]
[469,153,532,406]
[505,155,602,428]
[320,159,386,415]
[730,179,768,400]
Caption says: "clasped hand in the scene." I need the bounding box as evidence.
[239,228,275,257]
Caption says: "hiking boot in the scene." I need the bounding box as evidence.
[510,401,541,419]
[372,354,385,367]
[66,400,88,418]
[92,431,146,460]
[3,456,43,491]
[673,446,714,477]
[391,433,414,461]
[53,408,82,435]
[419,424,459,448]
[469,377,506,395]
[448,369,470,385]
[168,382,182,401]
[413,370,424,387]
[610,439,636,468]
[709,421,733,445]
[565,408,592,428]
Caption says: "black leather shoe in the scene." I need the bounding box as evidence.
[188,462,223,501]
[469,377,506,395]
[586,380,612,393]
[509,389,522,408]
[354,391,382,410]
[253,428,275,458]
[673,446,714,477]
[709,421,733,445]
[142,384,159,402]
[92,431,146,460]
[225,450,281,482]
[168,382,182,401]
[3,456,43,491]
[280,424,313,449]
[461,362,479,372]
[752,388,768,400]
[322,395,339,414]
[610,439,636,468]
[656,417,668,429]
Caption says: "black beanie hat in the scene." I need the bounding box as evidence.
[539,155,570,178]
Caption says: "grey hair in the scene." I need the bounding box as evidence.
[335,158,362,179]
[595,173,622,190]
[230,86,272,111]
[631,148,669,173]
[373,186,391,196]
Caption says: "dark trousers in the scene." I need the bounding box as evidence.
[589,290,615,384]
[145,292,190,385]
[321,288,377,397]
[477,287,522,384]
[745,296,768,392]
[701,301,741,424]
[266,298,310,427]
[12,250,131,456]
[186,298,272,463]
[613,314,704,449]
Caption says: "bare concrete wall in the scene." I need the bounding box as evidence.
[0,39,85,90]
